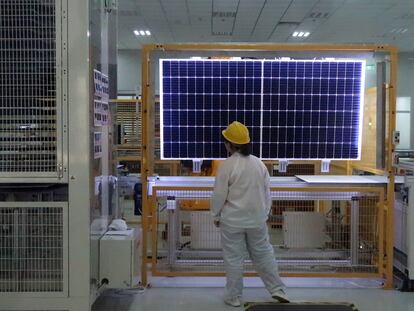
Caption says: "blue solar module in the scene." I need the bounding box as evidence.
[160,59,365,160]
[161,59,263,159]
[261,60,364,159]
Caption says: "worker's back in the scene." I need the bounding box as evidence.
[217,152,270,228]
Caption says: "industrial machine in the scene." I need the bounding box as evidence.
[394,155,414,290]
[0,1,132,310]
[139,44,399,289]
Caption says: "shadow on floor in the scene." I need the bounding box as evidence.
[92,289,140,311]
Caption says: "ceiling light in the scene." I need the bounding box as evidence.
[298,32,304,37]
[139,30,145,36]
[145,30,151,35]
[292,32,299,37]
[133,30,140,36]
[304,32,310,37]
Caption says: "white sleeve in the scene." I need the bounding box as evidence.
[264,167,271,215]
[210,164,229,221]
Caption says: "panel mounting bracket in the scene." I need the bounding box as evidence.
[278,160,288,173]
[192,159,203,173]
[321,160,331,173]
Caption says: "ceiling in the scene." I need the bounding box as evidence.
[117,0,414,52]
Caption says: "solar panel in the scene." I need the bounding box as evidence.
[160,59,365,160]
[261,60,364,160]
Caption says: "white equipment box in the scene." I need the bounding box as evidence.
[99,228,141,288]
[283,212,327,248]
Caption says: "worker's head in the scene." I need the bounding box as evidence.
[222,121,250,156]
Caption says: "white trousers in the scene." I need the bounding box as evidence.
[220,222,285,299]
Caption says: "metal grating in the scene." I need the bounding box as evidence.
[0,206,64,292]
[0,0,57,173]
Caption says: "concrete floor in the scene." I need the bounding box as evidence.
[92,278,414,311]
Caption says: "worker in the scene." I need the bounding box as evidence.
[211,121,289,307]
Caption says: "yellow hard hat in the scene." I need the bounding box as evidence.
[222,121,250,145]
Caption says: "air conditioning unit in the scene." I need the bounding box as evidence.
[283,212,327,248]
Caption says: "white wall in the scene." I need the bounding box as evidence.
[117,49,141,94]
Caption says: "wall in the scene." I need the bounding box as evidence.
[118,49,141,95]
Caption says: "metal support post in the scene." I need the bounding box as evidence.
[350,198,360,265]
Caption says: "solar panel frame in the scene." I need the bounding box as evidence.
[160,58,365,161]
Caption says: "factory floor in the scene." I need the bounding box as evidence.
[92,277,414,311]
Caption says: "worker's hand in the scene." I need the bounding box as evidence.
[214,219,220,227]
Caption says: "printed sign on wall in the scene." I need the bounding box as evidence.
[94,132,102,159]
[93,69,110,126]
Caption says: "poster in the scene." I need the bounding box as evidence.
[93,69,109,126]
[94,132,102,159]
[94,99,102,126]
[93,69,109,98]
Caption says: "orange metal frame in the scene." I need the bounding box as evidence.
[150,186,385,279]
[140,43,398,288]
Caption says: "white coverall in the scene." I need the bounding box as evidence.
[211,152,285,299]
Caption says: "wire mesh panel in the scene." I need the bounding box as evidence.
[0,205,66,293]
[0,0,58,174]
[152,188,383,276]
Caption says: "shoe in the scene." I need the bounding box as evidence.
[271,288,290,303]
[224,296,241,307]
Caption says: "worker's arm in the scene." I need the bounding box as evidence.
[264,168,271,216]
[211,164,229,222]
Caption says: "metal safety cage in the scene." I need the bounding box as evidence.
[140,43,398,287]
[0,202,68,297]
[0,0,67,182]
[150,186,385,278]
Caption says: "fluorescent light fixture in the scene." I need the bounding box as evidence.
[298,32,304,37]
[145,30,151,35]
[292,32,299,37]
[87,30,90,37]
[139,30,146,35]
[133,30,140,36]
[304,32,310,37]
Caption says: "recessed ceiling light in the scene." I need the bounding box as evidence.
[298,32,304,37]
[292,32,299,37]
[304,32,310,37]
[134,29,152,36]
